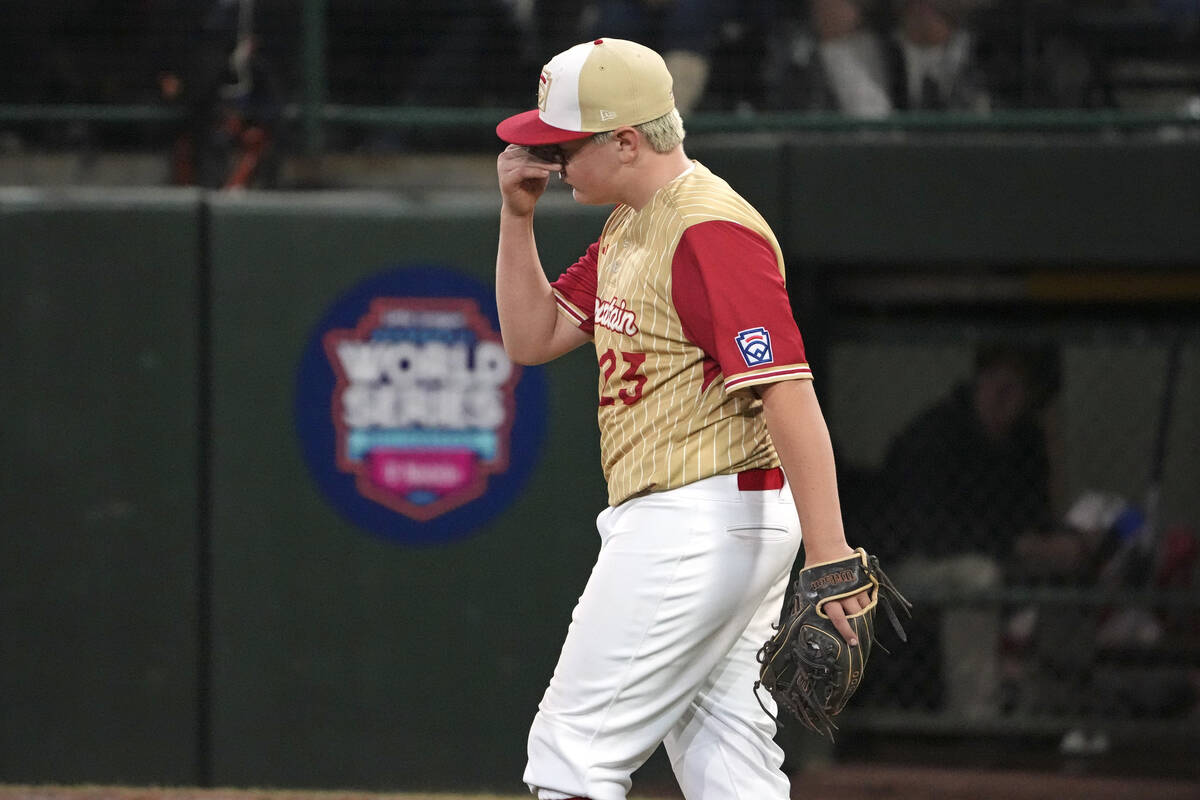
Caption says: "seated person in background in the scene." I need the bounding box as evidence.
[887,0,993,111]
[762,0,893,115]
[878,341,1061,718]
[811,0,894,116]
[763,0,992,114]
[883,340,1060,565]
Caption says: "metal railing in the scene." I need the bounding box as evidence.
[3,103,1200,153]
[3,0,1200,153]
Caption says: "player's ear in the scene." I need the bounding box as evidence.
[613,127,639,163]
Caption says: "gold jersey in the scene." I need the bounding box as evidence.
[551,162,812,505]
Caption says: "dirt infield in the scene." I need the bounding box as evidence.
[3,764,1198,800]
[0,792,533,800]
[797,763,1199,799]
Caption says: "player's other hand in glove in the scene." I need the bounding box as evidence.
[755,548,911,738]
[803,544,873,646]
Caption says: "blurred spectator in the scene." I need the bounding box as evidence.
[810,0,893,115]
[580,0,777,112]
[1018,0,1200,111]
[882,340,1061,563]
[763,0,992,114]
[870,341,1062,717]
[887,0,993,111]
[161,0,284,188]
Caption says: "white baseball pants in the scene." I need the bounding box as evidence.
[524,472,802,800]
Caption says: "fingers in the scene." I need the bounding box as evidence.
[498,144,561,180]
[823,601,858,647]
[824,588,873,646]
[496,145,562,215]
[842,587,872,615]
[497,145,562,213]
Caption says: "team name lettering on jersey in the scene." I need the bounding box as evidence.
[595,296,639,336]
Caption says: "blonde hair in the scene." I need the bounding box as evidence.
[591,108,685,153]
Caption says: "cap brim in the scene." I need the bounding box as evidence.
[496,109,595,145]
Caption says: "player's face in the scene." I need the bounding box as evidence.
[556,136,619,205]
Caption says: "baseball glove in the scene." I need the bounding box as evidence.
[754,547,911,738]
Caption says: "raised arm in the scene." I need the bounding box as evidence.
[496,145,591,365]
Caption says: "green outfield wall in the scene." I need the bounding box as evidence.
[0,189,203,783]
[2,138,1198,790]
[204,192,611,789]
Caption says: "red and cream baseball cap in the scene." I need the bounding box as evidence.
[496,38,676,145]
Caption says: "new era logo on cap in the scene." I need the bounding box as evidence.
[497,38,676,145]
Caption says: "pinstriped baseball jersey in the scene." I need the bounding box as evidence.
[551,161,812,506]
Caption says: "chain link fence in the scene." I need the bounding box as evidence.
[4,1,1200,154]
[823,311,1200,741]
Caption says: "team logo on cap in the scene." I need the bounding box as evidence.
[735,327,774,367]
[538,70,551,112]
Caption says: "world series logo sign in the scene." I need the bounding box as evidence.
[295,266,547,545]
[324,296,516,521]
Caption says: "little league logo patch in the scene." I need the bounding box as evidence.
[735,326,774,367]
[295,266,547,545]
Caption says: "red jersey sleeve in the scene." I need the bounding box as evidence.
[671,220,811,393]
[549,240,599,335]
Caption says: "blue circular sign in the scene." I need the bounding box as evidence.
[294,265,547,545]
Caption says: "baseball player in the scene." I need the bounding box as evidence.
[494,38,871,800]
